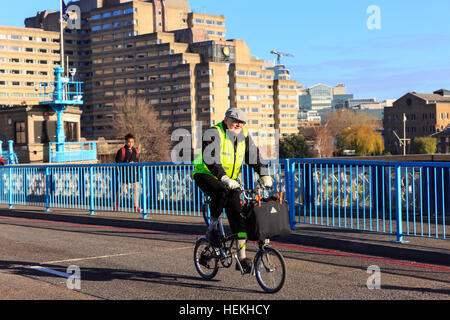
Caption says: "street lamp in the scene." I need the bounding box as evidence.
[37,1,83,161]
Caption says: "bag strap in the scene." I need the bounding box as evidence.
[122,147,138,162]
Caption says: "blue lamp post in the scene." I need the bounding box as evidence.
[39,66,84,161]
[55,66,67,146]
[38,0,93,163]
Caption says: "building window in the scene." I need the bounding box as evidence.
[15,122,26,144]
[64,122,77,142]
[124,8,137,14]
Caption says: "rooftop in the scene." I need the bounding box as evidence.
[431,124,450,137]
[412,93,450,103]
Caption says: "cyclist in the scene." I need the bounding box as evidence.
[193,107,273,273]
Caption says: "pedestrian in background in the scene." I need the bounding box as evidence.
[115,133,142,213]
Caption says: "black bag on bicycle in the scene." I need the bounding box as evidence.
[243,196,291,241]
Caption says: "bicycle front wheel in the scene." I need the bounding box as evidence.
[193,238,219,280]
[255,246,286,293]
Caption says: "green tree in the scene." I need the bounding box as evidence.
[279,134,312,159]
[336,124,384,156]
[411,137,436,154]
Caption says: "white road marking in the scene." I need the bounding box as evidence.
[163,246,193,251]
[40,252,143,265]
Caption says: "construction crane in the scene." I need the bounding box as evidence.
[270,50,295,65]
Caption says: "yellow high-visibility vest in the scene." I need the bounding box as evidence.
[193,121,248,180]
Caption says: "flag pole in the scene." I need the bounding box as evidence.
[60,0,65,73]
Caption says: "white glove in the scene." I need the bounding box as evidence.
[260,176,274,188]
[221,175,240,190]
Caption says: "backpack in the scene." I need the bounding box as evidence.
[121,147,139,162]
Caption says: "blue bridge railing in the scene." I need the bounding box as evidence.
[49,141,97,163]
[0,159,448,242]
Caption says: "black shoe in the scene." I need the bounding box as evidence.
[236,257,252,274]
[207,229,220,247]
[199,251,213,269]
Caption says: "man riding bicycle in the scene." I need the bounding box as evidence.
[193,107,273,273]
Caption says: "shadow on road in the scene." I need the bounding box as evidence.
[0,260,261,295]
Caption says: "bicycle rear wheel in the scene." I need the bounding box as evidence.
[193,238,219,280]
[255,246,286,293]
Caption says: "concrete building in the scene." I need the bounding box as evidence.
[0,105,82,163]
[19,0,301,157]
[383,89,450,154]
[350,99,395,121]
[268,65,300,137]
[432,124,450,154]
[298,110,321,128]
[0,26,61,107]
[298,83,353,112]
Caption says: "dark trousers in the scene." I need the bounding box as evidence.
[194,173,246,236]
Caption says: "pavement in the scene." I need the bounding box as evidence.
[1,204,449,269]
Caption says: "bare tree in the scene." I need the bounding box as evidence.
[312,124,334,158]
[112,95,172,162]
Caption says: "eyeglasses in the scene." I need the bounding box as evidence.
[229,118,245,126]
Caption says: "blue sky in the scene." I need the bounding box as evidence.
[190,0,450,100]
[3,0,449,100]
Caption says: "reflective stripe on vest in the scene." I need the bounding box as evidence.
[193,121,247,180]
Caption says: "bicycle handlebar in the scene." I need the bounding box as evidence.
[238,181,272,201]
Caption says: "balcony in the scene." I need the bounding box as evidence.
[39,80,83,106]
[49,142,97,163]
